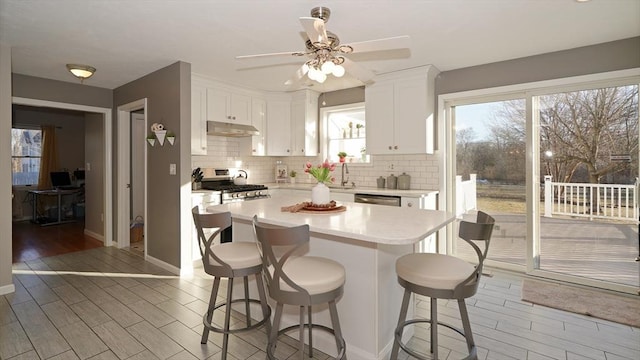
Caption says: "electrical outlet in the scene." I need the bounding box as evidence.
[169,163,176,175]
[388,163,395,170]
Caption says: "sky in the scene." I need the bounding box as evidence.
[454,102,500,142]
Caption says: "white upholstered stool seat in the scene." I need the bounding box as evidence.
[253,215,347,360]
[281,256,346,296]
[396,253,475,291]
[192,207,270,360]
[209,242,262,269]
[391,211,495,360]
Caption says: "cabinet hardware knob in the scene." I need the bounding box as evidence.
[388,145,392,150]
[394,145,398,150]
[407,202,413,207]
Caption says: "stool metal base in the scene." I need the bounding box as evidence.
[202,298,271,335]
[393,318,477,360]
[267,323,346,360]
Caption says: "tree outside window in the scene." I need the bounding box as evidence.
[11,128,42,185]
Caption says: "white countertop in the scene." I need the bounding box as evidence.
[265,182,438,197]
[207,194,455,245]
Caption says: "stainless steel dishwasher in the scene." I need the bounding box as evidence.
[354,193,401,207]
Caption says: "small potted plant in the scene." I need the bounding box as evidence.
[337,151,347,163]
[166,131,176,146]
[146,134,156,147]
[356,123,364,137]
[289,170,297,184]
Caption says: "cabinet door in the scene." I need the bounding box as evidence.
[394,78,428,154]
[230,93,251,125]
[251,98,266,156]
[206,88,230,122]
[266,100,292,156]
[290,100,306,156]
[365,83,395,154]
[191,85,207,155]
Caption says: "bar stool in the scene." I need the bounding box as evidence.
[191,207,271,360]
[252,215,347,360]
[390,211,495,360]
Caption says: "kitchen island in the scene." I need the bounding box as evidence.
[208,194,455,360]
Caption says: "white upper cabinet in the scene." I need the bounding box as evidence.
[251,98,267,156]
[191,80,208,155]
[290,89,319,156]
[365,66,439,155]
[207,88,251,126]
[266,98,292,156]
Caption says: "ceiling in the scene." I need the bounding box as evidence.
[1,0,639,93]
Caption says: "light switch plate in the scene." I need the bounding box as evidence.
[169,163,176,175]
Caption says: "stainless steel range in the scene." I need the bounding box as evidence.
[200,169,269,203]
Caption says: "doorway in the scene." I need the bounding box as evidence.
[10,97,113,256]
[116,99,147,252]
[441,73,639,294]
[129,111,146,255]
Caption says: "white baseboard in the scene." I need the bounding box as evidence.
[0,283,15,295]
[84,229,104,242]
[145,254,181,275]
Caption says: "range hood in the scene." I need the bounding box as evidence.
[207,121,259,137]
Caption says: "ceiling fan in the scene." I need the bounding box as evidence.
[235,6,411,88]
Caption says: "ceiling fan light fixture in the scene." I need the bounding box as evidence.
[321,60,336,74]
[316,71,327,83]
[66,64,96,83]
[332,64,345,77]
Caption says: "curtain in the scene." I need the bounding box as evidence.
[37,124,59,190]
[36,125,59,216]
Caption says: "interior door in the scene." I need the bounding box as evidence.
[131,113,145,224]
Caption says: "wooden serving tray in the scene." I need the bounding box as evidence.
[298,205,346,214]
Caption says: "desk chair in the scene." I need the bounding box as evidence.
[391,211,495,360]
[252,215,346,360]
[192,207,270,360]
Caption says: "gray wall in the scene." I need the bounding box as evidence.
[1,45,13,294]
[319,86,365,108]
[12,74,113,108]
[436,37,640,95]
[113,61,191,269]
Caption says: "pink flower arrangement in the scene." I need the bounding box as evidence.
[304,159,336,185]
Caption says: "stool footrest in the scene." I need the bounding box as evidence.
[267,323,346,360]
[395,318,477,360]
[203,298,271,335]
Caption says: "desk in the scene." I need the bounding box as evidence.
[29,188,81,226]
[207,194,455,360]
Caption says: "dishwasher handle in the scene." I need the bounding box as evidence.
[354,194,401,207]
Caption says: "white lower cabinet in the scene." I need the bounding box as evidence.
[402,193,438,253]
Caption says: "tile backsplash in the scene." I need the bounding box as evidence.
[191,135,439,189]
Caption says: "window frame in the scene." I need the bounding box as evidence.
[11,126,43,186]
[319,102,371,166]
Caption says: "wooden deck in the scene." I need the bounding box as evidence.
[459,212,639,288]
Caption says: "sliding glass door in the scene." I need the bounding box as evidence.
[443,73,639,293]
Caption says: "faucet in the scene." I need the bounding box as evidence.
[341,162,349,187]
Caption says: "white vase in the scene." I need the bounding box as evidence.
[311,182,331,205]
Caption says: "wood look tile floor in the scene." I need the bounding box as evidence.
[2,247,639,360]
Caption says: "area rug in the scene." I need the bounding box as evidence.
[522,279,640,328]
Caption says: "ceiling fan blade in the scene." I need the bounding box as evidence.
[342,58,375,84]
[346,35,411,53]
[300,17,328,46]
[236,51,305,60]
[284,64,309,88]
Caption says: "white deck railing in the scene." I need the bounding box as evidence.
[543,176,639,222]
[456,174,477,216]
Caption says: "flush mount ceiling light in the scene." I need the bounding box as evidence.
[66,64,96,83]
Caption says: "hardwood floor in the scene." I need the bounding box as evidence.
[2,247,639,360]
[12,220,103,263]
